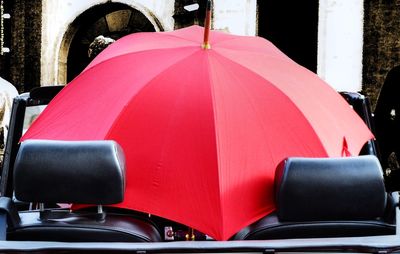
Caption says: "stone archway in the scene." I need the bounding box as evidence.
[58,2,162,84]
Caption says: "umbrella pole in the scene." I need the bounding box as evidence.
[185,227,195,241]
[202,0,212,49]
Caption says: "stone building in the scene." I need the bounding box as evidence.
[0,0,398,109]
[363,1,400,109]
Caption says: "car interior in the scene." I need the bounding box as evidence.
[0,87,397,242]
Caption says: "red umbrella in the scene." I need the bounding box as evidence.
[21,25,373,240]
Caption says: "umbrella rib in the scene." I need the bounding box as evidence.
[205,51,326,238]
[101,48,227,239]
[103,49,202,140]
[83,46,199,75]
[214,47,295,65]
[208,52,280,176]
[210,50,330,156]
[213,37,296,63]
[159,31,203,44]
[204,53,226,238]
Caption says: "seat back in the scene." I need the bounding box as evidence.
[8,140,162,242]
[232,155,395,240]
[14,140,125,205]
[275,155,387,221]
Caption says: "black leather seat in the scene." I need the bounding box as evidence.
[233,155,396,240]
[3,140,162,242]
[7,209,162,242]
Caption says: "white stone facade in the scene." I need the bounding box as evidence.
[41,0,175,86]
[40,0,364,92]
[213,0,257,36]
[317,0,364,92]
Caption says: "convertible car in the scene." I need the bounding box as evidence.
[0,86,399,253]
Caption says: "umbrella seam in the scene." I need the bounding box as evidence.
[205,50,330,238]
[205,52,226,239]
[102,48,210,231]
[205,51,327,239]
[82,46,200,75]
[103,48,225,240]
[208,52,279,172]
[86,30,202,70]
[213,45,297,66]
[103,49,202,140]
[159,31,204,44]
[212,36,286,53]
[210,49,329,156]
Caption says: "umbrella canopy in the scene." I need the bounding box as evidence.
[21,25,373,240]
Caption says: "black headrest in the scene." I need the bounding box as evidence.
[275,155,387,221]
[14,140,125,205]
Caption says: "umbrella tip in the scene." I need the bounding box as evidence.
[201,42,211,50]
[202,0,212,50]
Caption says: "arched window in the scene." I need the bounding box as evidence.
[65,3,157,82]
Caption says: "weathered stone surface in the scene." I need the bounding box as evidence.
[7,0,42,92]
[363,0,400,110]
[3,0,400,103]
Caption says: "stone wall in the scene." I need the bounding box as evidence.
[4,0,380,96]
[41,0,174,86]
[363,0,400,110]
[8,0,42,93]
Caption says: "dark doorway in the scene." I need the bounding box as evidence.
[257,1,319,72]
[67,3,156,82]
[173,0,207,29]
